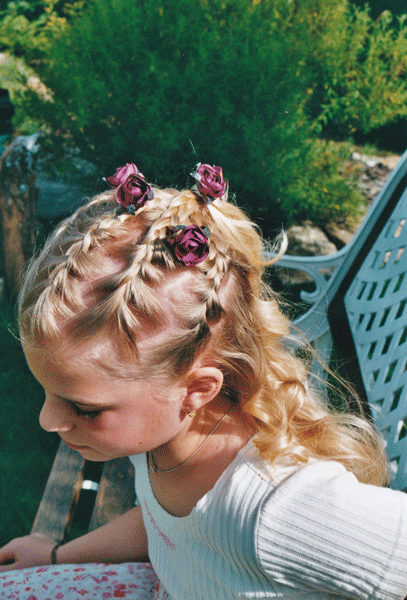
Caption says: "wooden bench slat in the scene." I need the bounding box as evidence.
[89,457,136,531]
[31,441,85,542]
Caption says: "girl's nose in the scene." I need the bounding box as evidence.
[39,395,74,433]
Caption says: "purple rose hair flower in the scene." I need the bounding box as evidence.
[107,163,139,187]
[172,225,210,266]
[115,173,154,208]
[191,163,226,199]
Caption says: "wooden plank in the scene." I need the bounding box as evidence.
[88,457,136,530]
[31,441,85,542]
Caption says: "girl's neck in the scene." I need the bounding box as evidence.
[148,405,254,517]
[148,407,232,474]
[149,400,254,478]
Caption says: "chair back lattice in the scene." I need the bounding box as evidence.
[345,188,407,490]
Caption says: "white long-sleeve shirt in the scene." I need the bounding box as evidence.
[130,438,407,600]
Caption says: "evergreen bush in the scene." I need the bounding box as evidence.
[303,2,407,138]
[0,0,87,60]
[21,0,315,234]
[279,139,363,226]
[351,0,406,19]
[14,0,406,230]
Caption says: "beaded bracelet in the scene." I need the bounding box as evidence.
[50,542,63,565]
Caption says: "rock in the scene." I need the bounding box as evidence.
[352,152,400,170]
[322,222,354,249]
[273,152,401,291]
[36,176,92,220]
[352,152,379,168]
[352,152,399,206]
[273,223,338,287]
[279,222,338,257]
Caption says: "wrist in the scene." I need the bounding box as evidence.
[50,542,63,565]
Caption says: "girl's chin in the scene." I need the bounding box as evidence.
[62,438,147,461]
[79,446,132,462]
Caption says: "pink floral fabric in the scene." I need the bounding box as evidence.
[0,562,157,599]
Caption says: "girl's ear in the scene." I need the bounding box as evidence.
[183,367,224,412]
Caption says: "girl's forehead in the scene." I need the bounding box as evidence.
[24,335,116,370]
[24,323,179,381]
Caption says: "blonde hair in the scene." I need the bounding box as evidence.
[18,185,389,486]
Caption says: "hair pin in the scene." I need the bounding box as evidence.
[106,162,220,265]
[190,163,227,202]
[107,163,154,212]
[167,225,210,266]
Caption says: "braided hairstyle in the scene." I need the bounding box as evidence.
[18,169,389,485]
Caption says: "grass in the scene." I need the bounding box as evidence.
[0,298,59,548]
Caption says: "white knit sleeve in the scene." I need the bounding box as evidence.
[256,461,407,600]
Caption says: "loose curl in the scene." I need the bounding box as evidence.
[18,185,389,486]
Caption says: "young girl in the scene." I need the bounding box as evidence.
[0,162,406,600]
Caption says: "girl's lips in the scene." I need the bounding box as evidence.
[62,439,89,451]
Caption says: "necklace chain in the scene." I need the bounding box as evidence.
[148,408,231,474]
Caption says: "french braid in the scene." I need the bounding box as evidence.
[19,186,234,353]
[94,189,233,344]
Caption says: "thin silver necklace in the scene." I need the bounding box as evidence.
[148,408,231,474]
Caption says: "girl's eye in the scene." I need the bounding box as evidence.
[72,405,103,420]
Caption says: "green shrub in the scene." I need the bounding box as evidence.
[281,139,365,226]
[0,52,45,132]
[12,0,404,230]
[0,0,89,132]
[20,0,316,234]
[0,0,88,60]
[303,3,407,138]
[351,0,406,19]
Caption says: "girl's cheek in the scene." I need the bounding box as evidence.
[82,411,113,431]
[87,410,127,434]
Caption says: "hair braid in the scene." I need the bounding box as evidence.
[156,191,232,320]
[99,190,211,343]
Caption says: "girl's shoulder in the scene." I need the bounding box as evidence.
[211,438,407,533]
[130,440,407,525]
[254,457,407,600]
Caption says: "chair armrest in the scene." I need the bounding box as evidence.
[267,250,348,304]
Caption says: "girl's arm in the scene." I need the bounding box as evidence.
[0,505,149,572]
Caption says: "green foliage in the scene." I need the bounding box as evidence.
[351,0,407,19]
[0,52,44,131]
[303,2,407,138]
[0,298,59,547]
[20,0,315,233]
[280,139,365,225]
[5,0,406,228]
[0,0,89,60]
